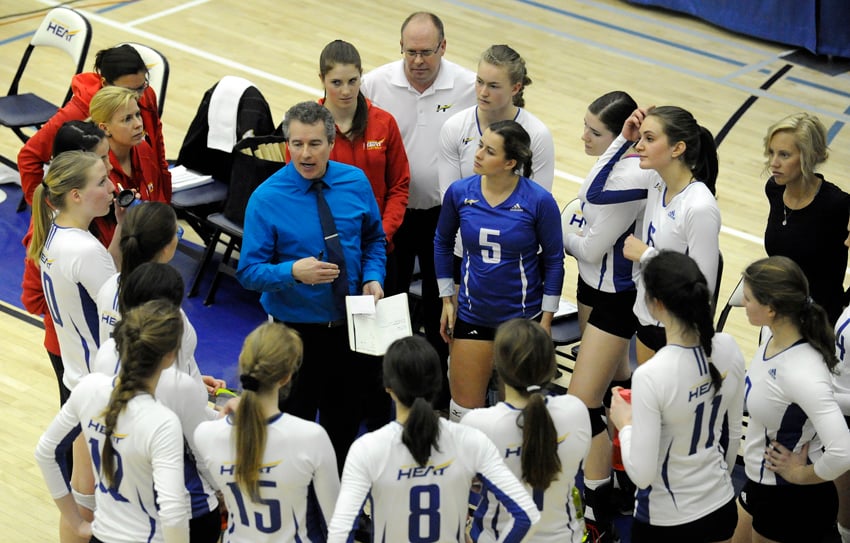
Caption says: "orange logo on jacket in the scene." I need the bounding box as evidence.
[365,139,385,151]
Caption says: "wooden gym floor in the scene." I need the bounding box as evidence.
[1,0,850,539]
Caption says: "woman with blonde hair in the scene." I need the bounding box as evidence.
[36,300,190,543]
[762,112,850,324]
[194,322,340,542]
[89,85,171,203]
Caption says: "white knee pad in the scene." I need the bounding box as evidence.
[838,523,850,543]
[72,489,96,512]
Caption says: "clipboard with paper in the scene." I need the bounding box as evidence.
[345,293,413,356]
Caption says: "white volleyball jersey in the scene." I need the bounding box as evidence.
[743,337,850,484]
[633,179,720,325]
[95,276,202,380]
[194,413,340,543]
[93,340,219,517]
[327,419,539,543]
[566,138,651,293]
[833,305,850,415]
[40,224,116,389]
[581,135,720,325]
[461,395,592,543]
[438,105,555,197]
[619,333,745,526]
[35,372,190,543]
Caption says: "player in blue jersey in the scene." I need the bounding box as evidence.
[194,322,340,543]
[462,319,592,542]
[733,256,850,543]
[36,300,190,543]
[327,335,539,542]
[435,120,564,421]
[610,251,744,542]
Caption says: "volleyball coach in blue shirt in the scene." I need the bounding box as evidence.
[238,100,386,471]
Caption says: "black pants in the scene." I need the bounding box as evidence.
[190,506,222,543]
[383,206,450,409]
[279,323,390,473]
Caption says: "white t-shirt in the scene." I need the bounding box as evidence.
[833,305,850,415]
[327,418,540,543]
[362,58,476,209]
[619,333,745,526]
[40,224,116,389]
[194,413,340,543]
[35,372,190,542]
[462,395,591,543]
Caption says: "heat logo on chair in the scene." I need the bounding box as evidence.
[46,20,81,42]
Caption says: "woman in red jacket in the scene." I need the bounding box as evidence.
[316,39,410,253]
[89,86,171,204]
[17,44,169,205]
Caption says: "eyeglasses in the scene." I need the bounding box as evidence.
[122,75,150,94]
[401,44,441,59]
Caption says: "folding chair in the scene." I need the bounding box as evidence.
[0,7,92,145]
[189,134,285,304]
[716,276,744,332]
[172,76,276,244]
[122,42,169,115]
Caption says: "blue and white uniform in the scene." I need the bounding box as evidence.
[95,275,202,380]
[618,334,745,526]
[462,395,592,543]
[39,224,116,389]
[743,336,850,485]
[438,106,556,258]
[566,138,650,293]
[35,372,190,543]
[833,306,850,416]
[327,418,539,543]
[93,340,220,521]
[194,413,340,543]
[584,135,721,326]
[435,175,564,327]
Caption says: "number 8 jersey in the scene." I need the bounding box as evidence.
[618,333,745,526]
[327,419,539,543]
[435,175,564,328]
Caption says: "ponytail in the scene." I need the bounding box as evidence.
[383,336,443,466]
[234,323,302,500]
[101,300,182,488]
[799,298,839,372]
[27,151,102,263]
[693,126,718,195]
[644,251,723,393]
[494,319,560,490]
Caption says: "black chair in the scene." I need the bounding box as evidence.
[0,7,92,146]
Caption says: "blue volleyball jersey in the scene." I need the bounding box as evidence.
[435,175,564,327]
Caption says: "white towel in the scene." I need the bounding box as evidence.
[207,75,254,152]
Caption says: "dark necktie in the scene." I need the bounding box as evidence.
[312,180,349,312]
